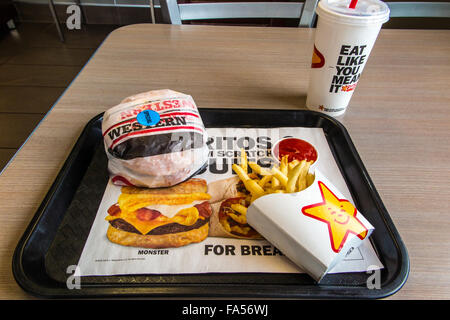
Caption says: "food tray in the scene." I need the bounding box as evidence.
[12,109,409,299]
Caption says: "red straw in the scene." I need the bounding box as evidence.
[349,0,358,9]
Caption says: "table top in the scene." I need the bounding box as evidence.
[1,24,449,300]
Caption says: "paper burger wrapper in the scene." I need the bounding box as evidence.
[208,176,245,238]
[247,169,374,282]
[102,89,209,188]
[208,201,263,239]
[209,202,227,237]
[207,176,242,204]
[207,176,262,239]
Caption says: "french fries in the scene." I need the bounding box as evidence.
[271,167,288,187]
[248,162,271,176]
[232,162,249,183]
[233,148,315,204]
[258,175,272,188]
[279,155,289,176]
[286,161,306,193]
[271,176,280,188]
[240,149,248,174]
[297,160,312,191]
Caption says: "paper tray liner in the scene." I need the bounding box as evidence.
[44,143,370,286]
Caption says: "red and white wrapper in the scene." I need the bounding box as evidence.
[102,89,209,188]
[247,169,374,282]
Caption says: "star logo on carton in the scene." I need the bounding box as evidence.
[301,181,368,253]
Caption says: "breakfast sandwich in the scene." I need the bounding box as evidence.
[105,178,212,248]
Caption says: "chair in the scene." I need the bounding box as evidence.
[49,0,159,42]
[160,0,320,27]
[48,0,65,42]
[386,2,450,18]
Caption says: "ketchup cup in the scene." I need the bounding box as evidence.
[271,137,319,173]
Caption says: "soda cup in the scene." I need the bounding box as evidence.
[306,0,390,117]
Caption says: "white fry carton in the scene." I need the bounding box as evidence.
[247,169,374,282]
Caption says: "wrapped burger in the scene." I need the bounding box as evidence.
[102,89,209,188]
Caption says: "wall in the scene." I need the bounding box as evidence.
[11,0,450,29]
[13,0,161,25]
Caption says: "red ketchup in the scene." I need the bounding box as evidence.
[273,138,318,163]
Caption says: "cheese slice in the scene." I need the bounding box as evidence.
[106,206,202,235]
[118,192,211,213]
[145,200,205,219]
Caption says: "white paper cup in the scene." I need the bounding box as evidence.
[306,0,390,117]
[247,169,374,282]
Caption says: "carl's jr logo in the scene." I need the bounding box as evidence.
[301,181,368,253]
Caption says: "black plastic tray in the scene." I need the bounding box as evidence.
[12,109,409,299]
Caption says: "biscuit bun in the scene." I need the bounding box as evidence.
[106,223,209,249]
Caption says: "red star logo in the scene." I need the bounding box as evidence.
[301,181,368,253]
